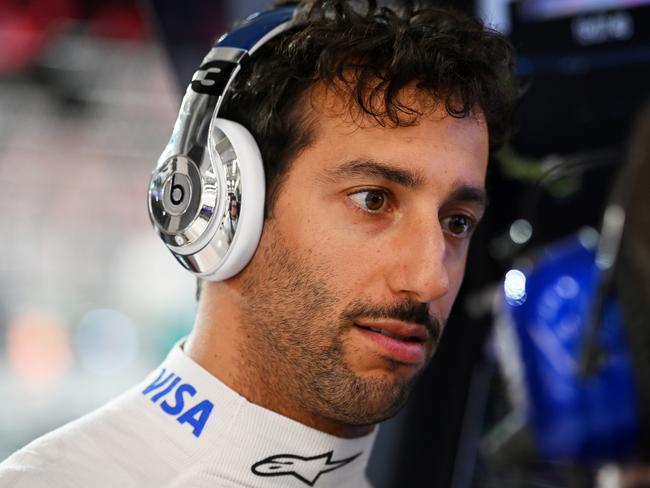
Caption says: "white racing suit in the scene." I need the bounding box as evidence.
[0,343,377,487]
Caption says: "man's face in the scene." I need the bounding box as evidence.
[234,88,488,431]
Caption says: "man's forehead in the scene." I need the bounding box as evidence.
[298,81,488,165]
[292,80,489,196]
[305,80,447,129]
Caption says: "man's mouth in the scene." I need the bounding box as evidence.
[354,325,426,342]
[353,321,430,364]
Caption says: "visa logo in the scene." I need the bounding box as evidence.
[142,367,214,438]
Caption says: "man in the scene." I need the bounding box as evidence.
[0,1,517,486]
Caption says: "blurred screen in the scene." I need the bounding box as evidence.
[477,0,650,33]
[519,0,650,20]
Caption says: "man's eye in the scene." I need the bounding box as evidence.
[441,215,475,238]
[348,190,388,213]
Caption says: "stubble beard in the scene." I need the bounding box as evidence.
[235,229,422,428]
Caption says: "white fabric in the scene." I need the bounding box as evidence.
[0,343,377,487]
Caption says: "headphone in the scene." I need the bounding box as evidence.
[147,6,297,280]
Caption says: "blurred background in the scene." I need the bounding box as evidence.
[0,0,200,461]
[0,0,649,487]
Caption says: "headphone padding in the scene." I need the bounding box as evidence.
[203,118,265,281]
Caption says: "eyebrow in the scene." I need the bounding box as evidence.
[321,159,426,188]
[447,185,489,212]
[321,158,489,212]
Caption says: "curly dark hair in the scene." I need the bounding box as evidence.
[218,0,519,216]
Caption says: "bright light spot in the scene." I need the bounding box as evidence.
[554,275,580,300]
[7,313,71,389]
[577,226,599,250]
[597,464,622,488]
[509,219,533,245]
[504,269,527,305]
[75,309,138,376]
[596,204,626,270]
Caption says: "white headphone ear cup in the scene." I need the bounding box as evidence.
[203,118,265,281]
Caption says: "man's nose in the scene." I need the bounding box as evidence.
[388,216,450,303]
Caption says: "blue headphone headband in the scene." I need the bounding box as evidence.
[217,7,296,51]
[190,7,296,98]
[147,6,297,280]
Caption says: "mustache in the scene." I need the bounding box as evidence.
[342,300,444,343]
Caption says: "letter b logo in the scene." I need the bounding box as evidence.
[163,172,192,216]
[170,175,185,205]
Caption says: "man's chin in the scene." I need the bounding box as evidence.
[323,371,417,426]
[348,350,432,393]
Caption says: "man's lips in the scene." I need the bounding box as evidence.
[354,320,430,342]
[353,320,431,364]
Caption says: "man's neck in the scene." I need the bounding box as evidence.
[185,281,374,439]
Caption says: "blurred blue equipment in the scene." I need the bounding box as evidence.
[499,234,640,461]
[490,105,650,468]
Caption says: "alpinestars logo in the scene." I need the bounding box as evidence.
[251,451,361,486]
